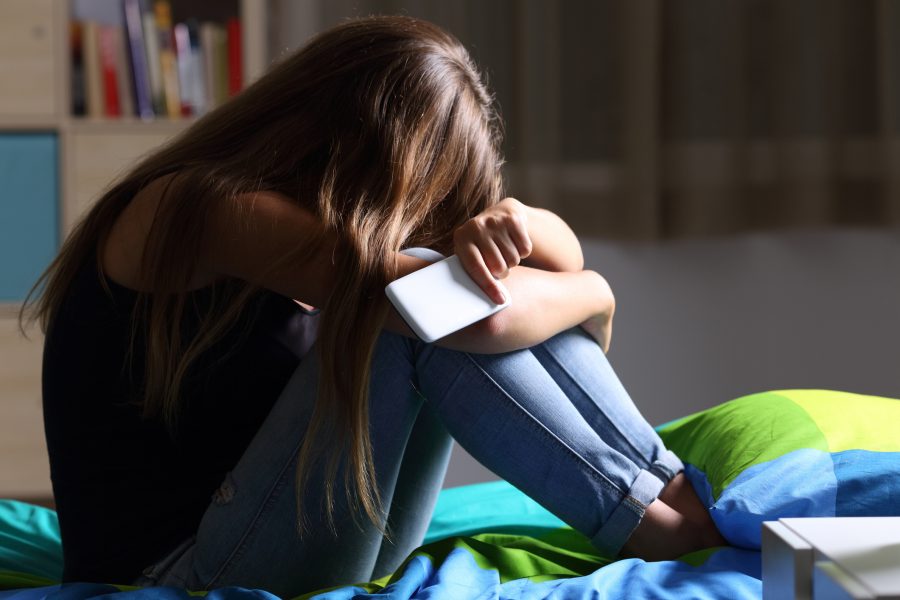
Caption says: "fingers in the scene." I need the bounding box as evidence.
[452,198,533,305]
[482,232,519,278]
[456,242,508,304]
[502,203,533,259]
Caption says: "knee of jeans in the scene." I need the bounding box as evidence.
[211,472,237,506]
[375,327,421,362]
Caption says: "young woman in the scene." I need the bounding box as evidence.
[25,15,724,597]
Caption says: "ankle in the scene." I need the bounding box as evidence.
[700,518,728,549]
[622,501,701,561]
[658,473,711,526]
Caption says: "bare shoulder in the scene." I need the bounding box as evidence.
[201,189,339,307]
[103,176,338,306]
[101,173,189,291]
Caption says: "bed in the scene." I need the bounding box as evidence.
[1,389,897,599]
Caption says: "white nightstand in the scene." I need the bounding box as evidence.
[762,517,900,600]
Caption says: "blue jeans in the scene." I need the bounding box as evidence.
[135,328,683,597]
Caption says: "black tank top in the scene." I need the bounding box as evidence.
[42,254,319,582]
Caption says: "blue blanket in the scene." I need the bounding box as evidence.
[5,389,897,599]
[0,481,760,600]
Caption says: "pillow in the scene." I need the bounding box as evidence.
[657,389,900,549]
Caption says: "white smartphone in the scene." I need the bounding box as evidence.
[385,254,511,343]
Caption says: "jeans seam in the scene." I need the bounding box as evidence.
[649,451,684,483]
[623,494,647,512]
[135,536,195,587]
[459,351,629,500]
[202,436,304,588]
[649,461,674,482]
[532,341,653,469]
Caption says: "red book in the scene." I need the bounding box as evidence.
[98,25,121,117]
[227,17,242,96]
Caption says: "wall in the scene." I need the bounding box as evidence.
[442,229,900,487]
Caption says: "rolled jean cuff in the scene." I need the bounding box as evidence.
[648,449,684,485]
[590,468,666,558]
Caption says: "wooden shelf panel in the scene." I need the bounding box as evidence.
[0,316,50,499]
[0,118,59,131]
[65,117,194,135]
[0,0,58,118]
[64,128,178,233]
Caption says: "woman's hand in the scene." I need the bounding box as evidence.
[453,197,533,304]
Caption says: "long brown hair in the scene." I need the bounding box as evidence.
[22,16,504,532]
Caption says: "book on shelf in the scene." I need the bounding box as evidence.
[153,1,181,118]
[199,22,217,111]
[81,21,103,118]
[70,22,86,116]
[98,25,121,117]
[214,23,229,106]
[140,2,164,115]
[123,0,154,119]
[200,22,229,109]
[70,0,245,121]
[112,25,136,118]
[173,22,194,116]
[227,17,242,98]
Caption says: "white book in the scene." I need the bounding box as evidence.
[142,11,163,115]
[200,22,220,110]
[173,23,193,115]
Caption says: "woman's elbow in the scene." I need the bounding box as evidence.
[442,310,520,354]
[570,249,585,272]
[480,309,510,340]
[473,308,545,354]
[460,312,510,353]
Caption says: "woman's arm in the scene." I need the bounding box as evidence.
[520,204,584,273]
[201,190,612,354]
[200,191,341,308]
[448,196,614,353]
[452,198,583,304]
[384,262,614,354]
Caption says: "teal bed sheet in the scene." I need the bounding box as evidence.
[0,482,761,600]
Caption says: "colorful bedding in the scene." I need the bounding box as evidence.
[1,389,897,599]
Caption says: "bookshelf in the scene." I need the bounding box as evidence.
[0,0,270,500]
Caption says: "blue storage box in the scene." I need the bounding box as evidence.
[0,134,58,302]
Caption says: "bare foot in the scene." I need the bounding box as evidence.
[620,496,727,561]
[620,500,701,561]
[659,473,728,547]
[659,473,710,525]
